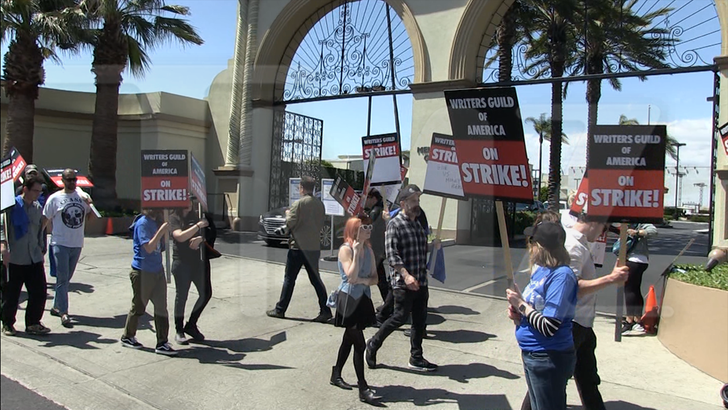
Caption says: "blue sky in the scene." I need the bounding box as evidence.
[0,0,717,208]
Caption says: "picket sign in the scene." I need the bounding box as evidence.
[615,223,629,342]
[495,201,515,289]
[427,197,447,279]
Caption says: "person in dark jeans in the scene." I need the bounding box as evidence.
[1,176,51,336]
[267,176,332,322]
[365,184,438,372]
[375,206,429,327]
[170,198,211,344]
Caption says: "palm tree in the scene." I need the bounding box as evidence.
[523,0,580,212]
[80,0,203,208]
[618,114,678,160]
[1,0,82,162]
[575,0,672,166]
[525,113,569,190]
[492,1,537,82]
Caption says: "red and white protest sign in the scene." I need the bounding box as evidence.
[570,174,589,216]
[141,150,189,208]
[719,122,728,156]
[1,156,14,211]
[189,153,208,211]
[330,175,362,216]
[444,87,533,203]
[423,133,465,200]
[362,133,401,186]
[6,147,27,183]
[46,169,94,188]
[586,125,666,224]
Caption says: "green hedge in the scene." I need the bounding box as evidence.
[672,263,728,291]
[688,214,710,223]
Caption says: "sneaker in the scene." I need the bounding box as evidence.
[408,357,438,372]
[26,323,51,335]
[312,311,333,323]
[620,321,634,334]
[266,309,285,319]
[365,338,377,369]
[120,336,143,349]
[155,342,179,356]
[2,325,17,336]
[175,332,189,345]
[49,308,61,317]
[183,323,205,341]
[623,323,647,336]
[60,314,73,328]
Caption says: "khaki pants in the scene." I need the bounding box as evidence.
[122,269,170,346]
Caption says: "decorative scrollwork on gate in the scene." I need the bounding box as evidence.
[481,0,720,83]
[269,111,324,209]
[279,0,414,102]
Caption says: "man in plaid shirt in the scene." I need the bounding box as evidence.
[365,184,438,372]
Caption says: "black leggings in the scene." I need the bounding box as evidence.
[172,260,212,332]
[624,261,649,318]
[335,326,367,389]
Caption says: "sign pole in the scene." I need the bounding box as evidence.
[496,201,515,289]
[164,209,171,284]
[330,214,335,257]
[615,222,628,342]
[199,202,205,262]
[2,212,9,284]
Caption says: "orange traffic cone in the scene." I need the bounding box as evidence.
[641,285,658,334]
[105,218,114,235]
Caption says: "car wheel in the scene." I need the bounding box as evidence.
[264,239,281,247]
[320,224,332,249]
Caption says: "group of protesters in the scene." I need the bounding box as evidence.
[0,164,217,357]
[1,166,658,409]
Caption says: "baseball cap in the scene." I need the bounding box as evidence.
[25,164,39,174]
[529,221,566,251]
[397,184,422,202]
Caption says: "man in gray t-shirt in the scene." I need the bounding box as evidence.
[1,176,52,336]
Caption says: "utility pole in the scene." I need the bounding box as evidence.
[671,142,686,220]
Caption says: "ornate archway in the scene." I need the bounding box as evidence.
[253,0,428,104]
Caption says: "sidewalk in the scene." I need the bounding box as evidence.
[1,236,724,410]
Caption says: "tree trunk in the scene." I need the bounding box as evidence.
[2,89,36,163]
[89,64,123,209]
[497,2,517,83]
[547,79,564,212]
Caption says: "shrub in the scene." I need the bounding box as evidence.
[514,211,536,236]
[688,214,710,223]
[672,263,728,291]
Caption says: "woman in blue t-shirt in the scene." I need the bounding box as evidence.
[506,221,578,410]
[330,215,379,405]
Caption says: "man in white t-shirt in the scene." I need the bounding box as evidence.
[42,169,95,328]
[564,215,629,410]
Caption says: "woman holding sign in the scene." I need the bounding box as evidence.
[506,221,578,410]
[330,215,380,405]
[169,197,211,344]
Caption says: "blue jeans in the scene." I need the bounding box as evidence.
[52,245,82,314]
[522,349,576,410]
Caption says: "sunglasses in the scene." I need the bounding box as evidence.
[63,177,77,182]
[359,224,373,231]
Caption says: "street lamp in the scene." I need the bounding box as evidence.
[671,142,686,220]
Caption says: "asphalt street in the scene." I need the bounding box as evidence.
[1,376,67,410]
[216,221,710,316]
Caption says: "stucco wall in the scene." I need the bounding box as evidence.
[0,88,212,210]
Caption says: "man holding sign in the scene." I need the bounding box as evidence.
[366,185,438,372]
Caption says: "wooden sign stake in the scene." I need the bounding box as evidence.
[615,222,628,342]
[496,201,514,289]
[164,209,171,284]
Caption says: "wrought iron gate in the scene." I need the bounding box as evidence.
[269,110,324,209]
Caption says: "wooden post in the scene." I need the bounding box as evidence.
[496,201,514,289]
[199,203,205,262]
[615,222,628,342]
[164,209,171,284]
[428,197,447,277]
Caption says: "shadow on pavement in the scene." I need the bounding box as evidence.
[378,362,519,384]
[374,384,512,409]
[605,400,659,410]
[196,331,287,353]
[430,305,479,315]
[425,329,496,344]
[23,330,117,349]
[69,282,95,294]
[70,314,154,332]
[218,232,263,245]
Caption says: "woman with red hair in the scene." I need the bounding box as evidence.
[330,215,379,405]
